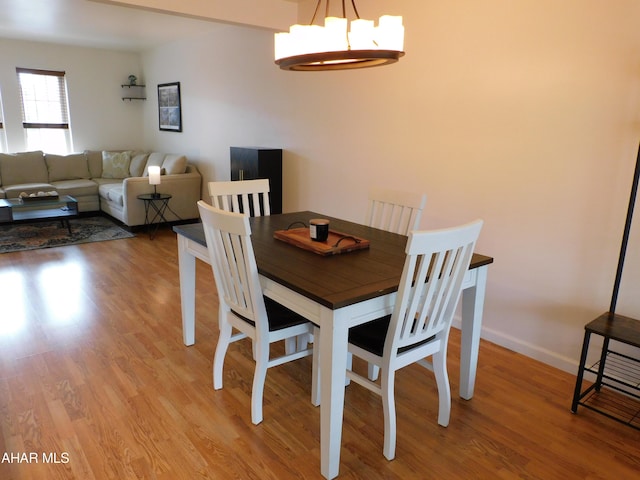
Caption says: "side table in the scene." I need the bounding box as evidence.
[137,193,172,239]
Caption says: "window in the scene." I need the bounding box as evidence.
[16,68,72,154]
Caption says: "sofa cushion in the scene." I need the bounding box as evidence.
[92,177,122,186]
[162,154,187,175]
[45,153,91,182]
[144,152,166,176]
[0,151,47,186]
[130,153,149,177]
[102,151,131,179]
[99,183,124,206]
[84,150,103,178]
[50,179,99,197]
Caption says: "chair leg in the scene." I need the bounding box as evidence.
[251,342,269,425]
[213,318,233,390]
[297,332,313,351]
[433,349,451,427]
[345,352,353,386]
[381,367,397,461]
[284,337,297,355]
[311,327,321,406]
[368,363,380,381]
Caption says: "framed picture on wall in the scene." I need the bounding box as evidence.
[158,82,182,132]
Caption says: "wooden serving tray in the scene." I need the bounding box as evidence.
[20,194,60,203]
[274,227,370,256]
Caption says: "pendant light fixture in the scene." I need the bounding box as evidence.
[274,0,405,71]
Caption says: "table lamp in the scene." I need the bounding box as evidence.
[148,165,161,198]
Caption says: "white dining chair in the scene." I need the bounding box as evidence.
[208,178,271,217]
[345,219,483,460]
[364,187,427,381]
[365,187,427,235]
[207,178,304,353]
[208,179,303,354]
[197,201,317,425]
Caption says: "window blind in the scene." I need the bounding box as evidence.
[16,68,69,129]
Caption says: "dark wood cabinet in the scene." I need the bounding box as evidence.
[230,147,282,214]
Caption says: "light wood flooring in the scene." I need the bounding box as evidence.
[0,222,638,479]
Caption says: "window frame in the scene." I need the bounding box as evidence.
[16,67,71,153]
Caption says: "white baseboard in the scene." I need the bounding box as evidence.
[451,318,580,375]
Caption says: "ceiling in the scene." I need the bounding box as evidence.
[0,0,301,51]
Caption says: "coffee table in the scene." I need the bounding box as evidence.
[0,195,79,234]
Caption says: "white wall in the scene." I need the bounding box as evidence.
[140,22,294,199]
[0,38,144,152]
[138,0,640,373]
[2,0,640,375]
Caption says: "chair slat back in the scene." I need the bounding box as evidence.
[197,201,267,327]
[387,220,483,354]
[208,179,271,217]
[365,188,427,236]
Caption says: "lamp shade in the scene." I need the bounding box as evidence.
[148,166,161,185]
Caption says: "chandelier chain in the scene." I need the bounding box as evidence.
[310,0,361,25]
[350,0,360,19]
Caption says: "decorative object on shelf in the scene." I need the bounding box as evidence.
[158,82,182,132]
[128,74,137,86]
[274,0,405,71]
[148,165,161,198]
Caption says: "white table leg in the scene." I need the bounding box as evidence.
[459,265,488,400]
[177,234,197,346]
[319,308,349,480]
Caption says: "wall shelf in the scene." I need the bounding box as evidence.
[121,84,146,101]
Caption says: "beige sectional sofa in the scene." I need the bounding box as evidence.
[0,150,202,227]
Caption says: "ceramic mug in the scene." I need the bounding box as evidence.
[310,218,330,242]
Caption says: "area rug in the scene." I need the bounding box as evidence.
[0,216,134,254]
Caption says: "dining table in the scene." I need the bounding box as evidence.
[173,211,493,479]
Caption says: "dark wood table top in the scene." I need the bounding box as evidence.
[174,211,493,310]
[586,312,640,348]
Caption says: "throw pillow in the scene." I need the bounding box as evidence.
[102,151,131,179]
[162,154,187,175]
[129,153,149,177]
[0,151,47,185]
[45,153,91,182]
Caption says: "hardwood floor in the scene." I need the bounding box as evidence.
[0,224,638,479]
